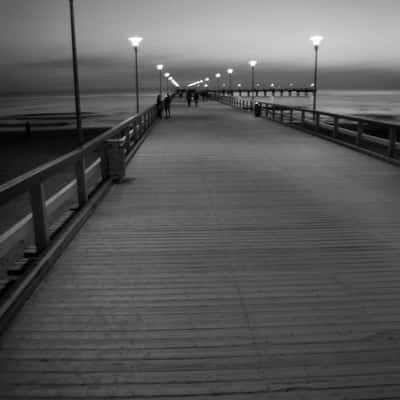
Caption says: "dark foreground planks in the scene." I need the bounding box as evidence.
[1,100,400,399]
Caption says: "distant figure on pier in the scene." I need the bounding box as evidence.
[186,91,192,107]
[164,94,171,119]
[25,120,31,137]
[156,94,163,119]
[194,91,199,107]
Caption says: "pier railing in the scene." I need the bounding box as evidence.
[0,103,160,283]
[217,95,400,162]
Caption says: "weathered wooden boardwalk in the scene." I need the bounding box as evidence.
[1,99,400,399]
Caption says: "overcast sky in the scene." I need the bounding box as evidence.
[1,0,399,94]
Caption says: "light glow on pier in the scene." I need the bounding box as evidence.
[156,64,164,71]
[187,80,204,87]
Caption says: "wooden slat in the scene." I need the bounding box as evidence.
[1,99,400,398]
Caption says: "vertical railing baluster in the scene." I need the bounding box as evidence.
[315,112,320,133]
[289,109,293,123]
[29,183,49,252]
[333,116,339,138]
[100,144,109,181]
[75,157,88,207]
[301,110,305,124]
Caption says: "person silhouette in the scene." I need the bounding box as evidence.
[156,94,163,119]
[186,91,192,107]
[194,91,199,107]
[164,94,171,118]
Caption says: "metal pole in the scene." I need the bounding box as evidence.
[229,75,232,91]
[69,0,83,144]
[134,47,139,114]
[166,78,169,94]
[313,45,319,111]
[159,70,162,96]
[251,66,255,100]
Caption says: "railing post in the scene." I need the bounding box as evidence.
[265,105,269,119]
[75,157,88,207]
[388,127,396,158]
[333,116,339,138]
[301,110,305,124]
[280,108,284,122]
[100,145,109,181]
[289,109,293,123]
[272,106,276,120]
[29,183,49,252]
[357,121,363,147]
[315,112,320,133]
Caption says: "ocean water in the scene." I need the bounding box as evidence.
[0,92,161,130]
[1,90,400,131]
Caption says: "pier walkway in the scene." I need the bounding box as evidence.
[1,99,400,398]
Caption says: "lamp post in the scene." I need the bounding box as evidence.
[156,64,164,96]
[249,60,257,100]
[227,68,233,92]
[310,35,324,111]
[128,36,143,114]
[215,73,221,91]
[164,72,170,94]
[68,0,83,144]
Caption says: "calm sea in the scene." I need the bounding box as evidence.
[1,90,400,130]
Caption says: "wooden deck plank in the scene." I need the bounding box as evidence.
[1,99,400,398]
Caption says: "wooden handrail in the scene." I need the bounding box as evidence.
[0,105,158,206]
[216,94,400,162]
[0,99,165,255]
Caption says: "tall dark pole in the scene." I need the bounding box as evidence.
[134,47,139,114]
[313,45,319,111]
[251,66,255,100]
[159,70,162,95]
[69,0,83,144]
[228,74,232,91]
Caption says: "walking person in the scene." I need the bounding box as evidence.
[25,120,32,137]
[156,94,163,119]
[194,91,199,107]
[186,90,192,107]
[164,94,171,119]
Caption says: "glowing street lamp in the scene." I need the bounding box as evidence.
[215,73,221,90]
[227,68,234,91]
[249,60,257,100]
[164,72,170,94]
[128,36,143,114]
[156,64,164,95]
[68,0,83,144]
[310,35,324,111]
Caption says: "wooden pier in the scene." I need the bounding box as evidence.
[1,98,400,398]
